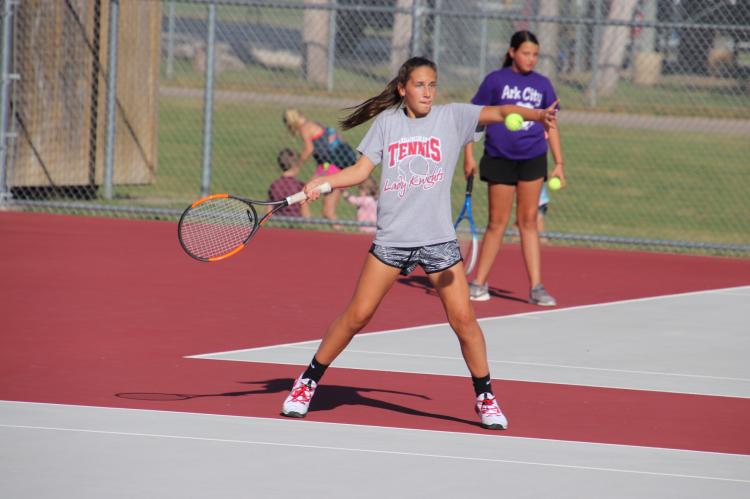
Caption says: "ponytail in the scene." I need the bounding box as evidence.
[339,78,401,130]
[340,56,437,130]
[502,30,539,68]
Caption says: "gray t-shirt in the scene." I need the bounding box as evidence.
[358,103,483,247]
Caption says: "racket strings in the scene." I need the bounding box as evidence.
[456,218,475,246]
[179,197,257,260]
[455,218,478,275]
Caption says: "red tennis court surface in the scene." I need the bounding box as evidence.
[2,212,750,455]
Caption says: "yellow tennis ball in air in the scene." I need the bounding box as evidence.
[505,113,524,132]
[548,177,562,191]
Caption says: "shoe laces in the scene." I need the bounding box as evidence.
[290,380,313,403]
[479,395,502,415]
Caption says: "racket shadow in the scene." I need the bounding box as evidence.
[486,286,529,304]
[397,275,528,304]
[117,378,482,429]
[115,378,294,402]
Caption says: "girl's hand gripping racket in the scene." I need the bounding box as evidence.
[454,175,478,275]
[178,182,331,262]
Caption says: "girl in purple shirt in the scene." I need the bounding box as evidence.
[464,30,566,306]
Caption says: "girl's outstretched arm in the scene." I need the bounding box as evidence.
[304,155,375,201]
[479,99,559,131]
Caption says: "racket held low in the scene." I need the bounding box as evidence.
[285,182,332,205]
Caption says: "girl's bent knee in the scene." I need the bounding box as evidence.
[449,313,478,336]
[346,309,373,331]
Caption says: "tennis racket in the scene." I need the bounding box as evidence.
[178,182,331,262]
[454,174,478,275]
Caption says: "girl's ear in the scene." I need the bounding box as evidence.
[397,82,406,98]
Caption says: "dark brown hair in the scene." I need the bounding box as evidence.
[361,176,379,197]
[276,148,298,172]
[340,56,437,130]
[502,30,539,68]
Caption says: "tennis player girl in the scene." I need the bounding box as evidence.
[281,56,557,429]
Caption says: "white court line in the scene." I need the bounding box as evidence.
[194,354,749,398]
[2,422,748,484]
[188,285,750,359]
[278,345,750,383]
[3,399,745,457]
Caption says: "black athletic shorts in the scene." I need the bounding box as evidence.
[479,153,547,185]
[369,240,462,276]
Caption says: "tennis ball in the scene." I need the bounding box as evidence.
[505,113,524,132]
[548,177,562,191]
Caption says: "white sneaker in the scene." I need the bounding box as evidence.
[475,392,508,430]
[281,376,317,418]
[469,281,490,301]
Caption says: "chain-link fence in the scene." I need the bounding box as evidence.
[1,0,749,255]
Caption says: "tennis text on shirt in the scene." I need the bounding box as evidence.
[357,104,482,247]
[383,136,445,198]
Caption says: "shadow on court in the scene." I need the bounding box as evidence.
[397,275,528,303]
[116,378,482,429]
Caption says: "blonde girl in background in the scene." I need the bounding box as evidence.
[283,108,358,223]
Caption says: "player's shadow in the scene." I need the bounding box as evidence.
[116,377,481,429]
[397,275,439,296]
[397,275,527,303]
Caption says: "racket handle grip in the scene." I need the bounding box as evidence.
[286,182,332,205]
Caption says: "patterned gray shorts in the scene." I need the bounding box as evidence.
[369,240,462,276]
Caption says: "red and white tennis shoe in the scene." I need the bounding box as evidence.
[475,393,508,430]
[281,376,317,418]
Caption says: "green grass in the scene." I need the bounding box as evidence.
[160,59,750,120]
[112,93,749,251]
[556,76,750,119]
[542,125,750,245]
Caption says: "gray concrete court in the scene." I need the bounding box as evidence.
[1,287,749,498]
[194,286,750,398]
[1,401,749,499]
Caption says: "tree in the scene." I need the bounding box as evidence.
[592,0,638,97]
[536,0,560,79]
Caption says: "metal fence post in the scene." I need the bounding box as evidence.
[166,1,176,79]
[573,0,586,73]
[200,2,217,197]
[479,1,488,80]
[432,0,442,67]
[0,0,19,203]
[410,0,422,56]
[588,0,603,108]
[326,0,337,92]
[103,0,120,200]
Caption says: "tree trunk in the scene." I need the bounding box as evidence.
[594,0,638,97]
[391,0,414,76]
[536,0,559,79]
[303,0,330,86]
